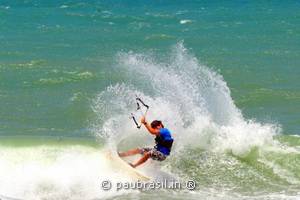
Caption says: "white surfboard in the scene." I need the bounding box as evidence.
[105,151,151,181]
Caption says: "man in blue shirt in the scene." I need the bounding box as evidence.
[118,116,173,168]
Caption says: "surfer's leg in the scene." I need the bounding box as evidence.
[118,148,141,157]
[132,152,151,168]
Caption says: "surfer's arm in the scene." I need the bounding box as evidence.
[143,122,159,135]
[141,117,159,135]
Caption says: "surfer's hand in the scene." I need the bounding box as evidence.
[141,116,146,125]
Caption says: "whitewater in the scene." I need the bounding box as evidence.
[0,44,299,199]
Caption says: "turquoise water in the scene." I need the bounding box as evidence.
[0,1,300,199]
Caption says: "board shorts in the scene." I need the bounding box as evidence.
[140,147,166,161]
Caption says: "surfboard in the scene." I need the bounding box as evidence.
[105,151,151,181]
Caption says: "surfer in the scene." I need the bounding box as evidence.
[118,116,173,168]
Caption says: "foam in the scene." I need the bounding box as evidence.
[0,145,136,199]
[92,42,280,157]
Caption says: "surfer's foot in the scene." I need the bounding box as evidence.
[118,151,126,157]
[128,163,135,168]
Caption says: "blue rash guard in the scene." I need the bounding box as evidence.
[155,128,173,156]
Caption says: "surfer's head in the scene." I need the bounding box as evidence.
[151,120,164,129]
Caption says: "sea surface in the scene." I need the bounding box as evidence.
[0,1,299,199]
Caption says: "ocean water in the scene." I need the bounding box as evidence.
[0,1,300,199]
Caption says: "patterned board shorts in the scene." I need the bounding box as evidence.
[140,147,166,161]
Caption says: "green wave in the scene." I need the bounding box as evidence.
[167,135,300,196]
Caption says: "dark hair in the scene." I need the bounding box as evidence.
[151,120,164,129]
